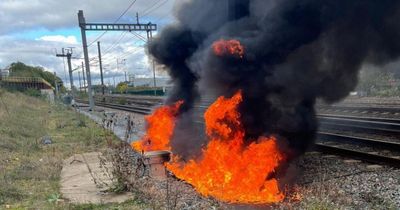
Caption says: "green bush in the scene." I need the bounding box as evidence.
[24,88,42,98]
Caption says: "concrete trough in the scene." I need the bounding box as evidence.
[143,150,171,180]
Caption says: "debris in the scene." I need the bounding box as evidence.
[42,135,52,145]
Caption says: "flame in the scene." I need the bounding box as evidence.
[132,91,286,204]
[212,39,245,58]
[167,91,286,204]
[132,101,183,152]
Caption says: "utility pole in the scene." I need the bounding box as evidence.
[78,10,157,100]
[56,48,75,98]
[97,41,105,97]
[81,62,87,93]
[54,72,59,98]
[146,30,157,96]
[78,71,82,92]
[117,58,126,82]
[152,60,157,96]
[78,10,95,111]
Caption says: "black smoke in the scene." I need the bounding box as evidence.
[148,0,400,158]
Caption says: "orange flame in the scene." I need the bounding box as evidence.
[167,91,286,204]
[212,39,245,58]
[131,91,286,204]
[132,101,183,152]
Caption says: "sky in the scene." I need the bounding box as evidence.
[0,0,177,87]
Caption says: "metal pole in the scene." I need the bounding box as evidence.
[147,30,157,96]
[54,72,59,98]
[78,10,94,111]
[78,71,82,93]
[66,52,75,98]
[152,60,157,96]
[97,41,105,97]
[81,62,86,93]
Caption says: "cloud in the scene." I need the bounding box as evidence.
[0,0,177,87]
[37,35,78,44]
[0,0,176,35]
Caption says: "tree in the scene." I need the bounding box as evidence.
[356,68,398,96]
[116,82,128,94]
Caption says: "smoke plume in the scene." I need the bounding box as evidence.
[148,0,400,158]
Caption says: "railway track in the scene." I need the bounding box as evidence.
[318,115,400,136]
[318,104,400,114]
[314,144,400,168]
[76,96,400,168]
[75,99,152,115]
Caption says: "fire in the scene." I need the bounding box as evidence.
[167,91,286,204]
[132,91,286,204]
[132,101,183,152]
[212,39,245,58]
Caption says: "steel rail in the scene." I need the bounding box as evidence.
[314,144,400,168]
[75,99,152,115]
[318,105,400,113]
[318,116,400,135]
[317,132,400,151]
[317,113,400,124]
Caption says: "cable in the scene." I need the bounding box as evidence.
[130,31,147,42]
[100,38,143,64]
[139,0,162,17]
[87,0,138,47]
[101,31,129,57]
[140,0,169,18]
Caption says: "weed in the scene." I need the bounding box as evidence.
[0,89,134,209]
[47,193,61,203]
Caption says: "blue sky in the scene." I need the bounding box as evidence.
[13,28,81,41]
[0,0,176,87]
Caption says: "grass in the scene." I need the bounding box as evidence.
[0,89,144,209]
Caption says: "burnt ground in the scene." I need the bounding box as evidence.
[77,103,400,209]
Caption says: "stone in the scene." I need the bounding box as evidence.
[366,165,383,170]
[343,159,362,164]
[42,135,52,145]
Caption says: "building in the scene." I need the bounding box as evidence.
[129,77,171,89]
[0,68,9,79]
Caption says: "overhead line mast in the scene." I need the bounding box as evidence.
[78,10,157,111]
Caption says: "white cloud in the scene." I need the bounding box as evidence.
[0,0,177,86]
[37,35,78,44]
[0,0,177,35]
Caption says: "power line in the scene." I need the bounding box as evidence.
[140,0,169,18]
[87,0,138,47]
[99,36,144,65]
[139,0,162,17]
[130,31,148,42]
[101,31,129,57]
